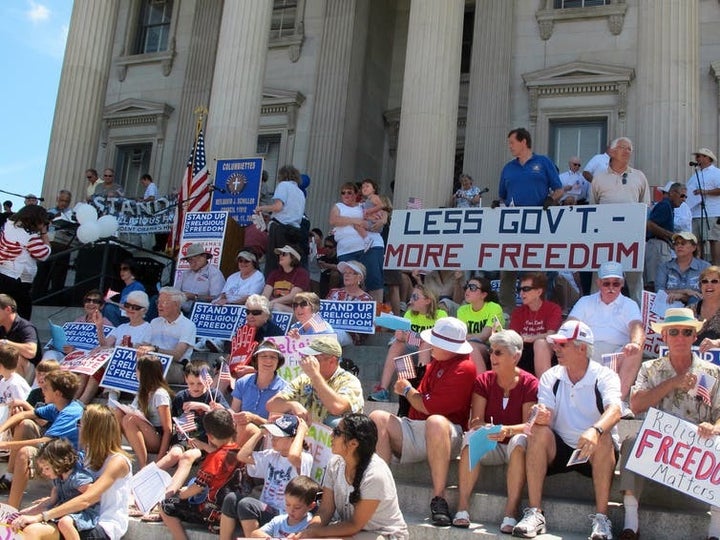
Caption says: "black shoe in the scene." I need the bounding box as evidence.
[0,475,12,491]
[430,496,451,527]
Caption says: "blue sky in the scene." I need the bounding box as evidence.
[0,1,72,210]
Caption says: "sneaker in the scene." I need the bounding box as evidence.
[512,508,546,538]
[621,401,635,419]
[430,496,451,527]
[368,388,390,402]
[589,513,613,540]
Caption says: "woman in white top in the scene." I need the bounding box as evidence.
[214,250,265,305]
[297,413,408,539]
[11,403,133,540]
[114,355,173,468]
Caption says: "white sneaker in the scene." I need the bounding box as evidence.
[512,507,546,538]
[589,513,613,540]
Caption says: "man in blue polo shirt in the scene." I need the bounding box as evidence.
[497,128,563,312]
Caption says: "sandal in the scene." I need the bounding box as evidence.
[140,512,162,523]
[452,510,471,528]
[500,516,517,534]
[128,504,145,518]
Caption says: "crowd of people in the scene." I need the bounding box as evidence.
[0,131,719,540]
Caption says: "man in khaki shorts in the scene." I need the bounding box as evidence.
[370,317,477,527]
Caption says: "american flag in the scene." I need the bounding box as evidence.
[601,352,623,373]
[407,332,422,348]
[173,412,197,439]
[394,354,416,380]
[524,405,539,435]
[305,313,326,333]
[407,197,423,210]
[168,129,210,251]
[696,373,714,406]
[218,359,233,384]
[200,366,214,390]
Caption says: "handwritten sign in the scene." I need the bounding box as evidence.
[211,158,263,226]
[384,204,647,271]
[641,291,665,356]
[61,348,113,376]
[265,335,336,383]
[626,407,720,506]
[99,347,173,394]
[319,300,375,334]
[305,423,333,485]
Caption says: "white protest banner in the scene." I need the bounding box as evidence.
[319,300,376,334]
[100,347,173,394]
[191,302,243,340]
[384,203,646,271]
[305,423,333,485]
[62,323,113,350]
[90,196,175,233]
[266,335,334,383]
[62,348,114,376]
[211,158,263,226]
[626,407,720,506]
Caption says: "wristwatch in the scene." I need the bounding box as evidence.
[592,425,604,436]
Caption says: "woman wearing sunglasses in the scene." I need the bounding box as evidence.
[296,413,408,539]
[73,291,152,404]
[694,266,720,348]
[457,276,503,373]
[655,231,710,306]
[287,292,333,338]
[229,295,285,380]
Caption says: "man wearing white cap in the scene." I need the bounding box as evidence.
[265,335,363,427]
[568,261,644,409]
[370,317,476,527]
[176,243,226,315]
[645,181,688,287]
[514,320,621,540]
[686,147,720,264]
[618,308,720,540]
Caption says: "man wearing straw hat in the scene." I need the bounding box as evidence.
[618,307,720,540]
[370,317,476,527]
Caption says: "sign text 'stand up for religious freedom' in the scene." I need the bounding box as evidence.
[626,407,720,506]
[91,197,174,233]
[384,203,647,271]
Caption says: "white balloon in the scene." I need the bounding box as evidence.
[77,222,101,244]
[97,215,119,237]
[75,204,98,225]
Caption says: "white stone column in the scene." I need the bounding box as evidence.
[304,0,370,226]
[206,0,273,159]
[393,0,464,210]
[464,0,514,198]
[636,0,698,185]
[41,0,118,202]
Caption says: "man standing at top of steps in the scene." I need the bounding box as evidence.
[370,317,476,527]
[618,308,720,540]
[513,320,621,540]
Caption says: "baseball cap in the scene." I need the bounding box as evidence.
[598,261,624,280]
[262,414,299,438]
[297,336,342,357]
[547,320,594,345]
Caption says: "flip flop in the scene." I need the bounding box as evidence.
[128,505,145,518]
[452,510,471,528]
[140,512,162,523]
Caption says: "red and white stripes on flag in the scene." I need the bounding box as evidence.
[406,197,423,210]
[696,373,715,407]
[218,360,233,384]
[200,366,214,391]
[601,352,623,373]
[394,354,416,380]
[407,332,422,348]
[305,313,326,333]
[169,129,210,250]
[173,411,197,439]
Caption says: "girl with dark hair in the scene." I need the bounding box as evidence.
[457,276,503,373]
[0,204,51,319]
[114,355,173,467]
[297,413,408,539]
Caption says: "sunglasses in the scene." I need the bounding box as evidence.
[667,328,694,337]
[601,281,622,289]
[621,172,628,185]
[331,426,349,438]
[517,286,535,292]
[571,162,581,167]
[701,279,720,285]
[84,298,102,305]
[489,349,505,356]
[340,190,355,195]
[123,303,144,311]
[292,300,310,308]
[464,283,481,291]
[246,309,264,316]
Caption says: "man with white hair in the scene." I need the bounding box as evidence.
[686,147,720,264]
[514,320,621,540]
[137,287,196,384]
[370,317,477,527]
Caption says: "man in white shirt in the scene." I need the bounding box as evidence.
[686,147,720,264]
[582,146,610,182]
[559,156,589,204]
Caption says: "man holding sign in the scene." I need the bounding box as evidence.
[514,321,621,540]
[618,308,720,540]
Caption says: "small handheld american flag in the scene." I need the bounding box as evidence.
[304,313,326,333]
[601,352,623,373]
[173,411,197,440]
[394,354,416,380]
[524,405,539,435]
[696,373,715,406]
[407,332,422,348]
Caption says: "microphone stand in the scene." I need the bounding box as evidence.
[694,165,710,261]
